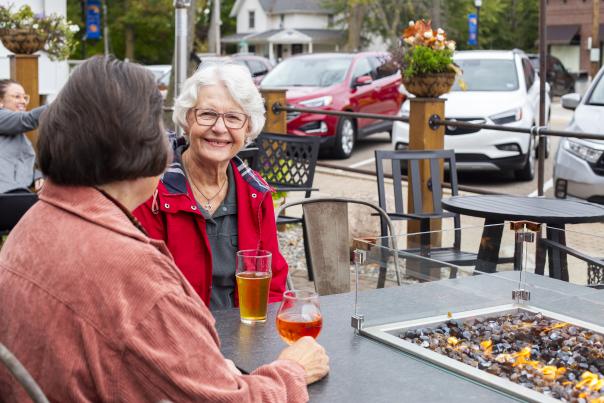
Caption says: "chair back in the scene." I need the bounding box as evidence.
[276,197,400,296]
[252,132,320,198]
[0,193,38,234]
[0,342,49,402]
[374,149,460,246]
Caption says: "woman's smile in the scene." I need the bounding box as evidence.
[204,137,232,147]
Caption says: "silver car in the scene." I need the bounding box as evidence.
[554,67,604,203]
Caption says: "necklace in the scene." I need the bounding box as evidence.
[183,157,228,211]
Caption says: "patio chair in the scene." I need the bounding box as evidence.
[276,197,400,296]
[374,149,477,272]
[252,132,321,278]
[0,342,49,402]
[0,192,38,246]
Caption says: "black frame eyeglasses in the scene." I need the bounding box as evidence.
[192,109,249,129]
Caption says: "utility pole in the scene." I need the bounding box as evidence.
[537,0,547,196]
[102,0,109,56]
[214,0,221,55]
[591,0,601,79]
[174,0,191,136]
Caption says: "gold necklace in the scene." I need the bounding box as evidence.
[183,157,228,211]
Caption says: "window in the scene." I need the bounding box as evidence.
[328,14,334,26]
[249,11,255,29]
[370,55,398,79]
[351,58,373,82]
[280,14,284,28]
[247,60,267,75]
[522,58,535,91]
[451,59,519,91]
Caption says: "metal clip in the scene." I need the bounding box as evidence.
[515,232,535,243]
[512,289,531,303]
[351,314,365,332]
[354,249,367,265]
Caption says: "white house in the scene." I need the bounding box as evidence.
[224,0,346,62]
[0,0,70,101]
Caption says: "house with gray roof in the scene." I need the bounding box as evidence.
[224,0,346,62]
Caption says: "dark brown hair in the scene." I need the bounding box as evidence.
[0,79,20,100]
[38,56,169,186]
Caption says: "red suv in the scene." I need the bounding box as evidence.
[260,52,404,158]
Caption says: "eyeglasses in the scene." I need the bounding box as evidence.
[192,109,249,129]
[8,94,30,104]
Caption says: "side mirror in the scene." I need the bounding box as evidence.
[353,75,373,88]
[561,93,581,110]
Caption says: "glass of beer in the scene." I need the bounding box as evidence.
[236,249,272,324]
[276,290,322,344]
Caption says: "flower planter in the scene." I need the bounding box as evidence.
[0,28,47,55]
[402,71,456,98]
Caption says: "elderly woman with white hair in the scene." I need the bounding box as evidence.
[134,62,288,310]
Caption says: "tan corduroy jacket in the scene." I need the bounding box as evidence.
[0,181,307,402]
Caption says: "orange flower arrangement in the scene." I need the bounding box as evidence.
[402,19,456,52]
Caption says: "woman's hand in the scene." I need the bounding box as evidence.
[277,336,329,384]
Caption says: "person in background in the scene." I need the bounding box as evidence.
[0,79,47,193]
[134,62,287,310]
[0,56,328,402]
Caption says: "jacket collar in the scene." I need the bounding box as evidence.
[38,180,149,243]
[161,136,272,196]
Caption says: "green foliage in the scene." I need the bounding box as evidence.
[402,45,454,79]
[0,4,79,60]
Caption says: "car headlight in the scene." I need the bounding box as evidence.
[489,108,523,125]
[400,101,410,118]
[565,139,603,163]
[299,96,332,108]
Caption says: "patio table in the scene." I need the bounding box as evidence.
[441,195,604,280]
[214,272,604,402]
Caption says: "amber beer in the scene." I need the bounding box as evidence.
[276,312,323,344]
[236,271,272,323]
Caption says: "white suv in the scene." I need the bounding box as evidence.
[392,50,550,181]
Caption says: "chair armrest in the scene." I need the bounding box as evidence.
[539,238,604,267]
[272,186,319,193]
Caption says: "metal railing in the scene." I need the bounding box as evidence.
[271,102,604,196]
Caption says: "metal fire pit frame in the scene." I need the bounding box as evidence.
[360,303,604,403]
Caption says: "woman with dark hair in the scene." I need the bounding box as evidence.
[0,79,47,193]
[0,56,328,402]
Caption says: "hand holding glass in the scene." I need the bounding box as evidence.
[236,249,272,324]
[276,290,323,344]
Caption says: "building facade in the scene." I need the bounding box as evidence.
[546,0,604,75]
[224,0,346,62]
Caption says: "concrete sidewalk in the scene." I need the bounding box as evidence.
[281,166,604,289]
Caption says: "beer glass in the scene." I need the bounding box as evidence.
[236,249,272,324]
[276,290,322,344]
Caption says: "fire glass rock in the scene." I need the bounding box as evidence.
[398,311,604,402]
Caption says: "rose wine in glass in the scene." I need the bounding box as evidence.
[276,290,322,344]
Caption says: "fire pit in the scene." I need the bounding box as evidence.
[361,304,604,403]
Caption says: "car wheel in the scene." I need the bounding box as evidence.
[515,136,535,181]
[331,117,355,159]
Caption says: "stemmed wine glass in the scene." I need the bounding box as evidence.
[276,290,322,344]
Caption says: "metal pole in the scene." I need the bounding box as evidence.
[537,0,547,196]
[214,0,221,55]
[591,0,601,78]
[476,6,480,49]
[102,0,109,56]
[174,0,191,136]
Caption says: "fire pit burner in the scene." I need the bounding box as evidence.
[360,304,604,403]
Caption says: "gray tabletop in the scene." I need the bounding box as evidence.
[442,195,604,224]
[214,273,604,402]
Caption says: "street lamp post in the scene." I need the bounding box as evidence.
[474,0,482,49]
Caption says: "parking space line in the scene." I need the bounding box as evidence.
[528,179,553,197]
[349,157,375,169]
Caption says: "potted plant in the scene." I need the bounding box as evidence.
[395,19,463,98]
[0,5,78,60]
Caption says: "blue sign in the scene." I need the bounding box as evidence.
[86,0,102,40]
[468,13,477,46]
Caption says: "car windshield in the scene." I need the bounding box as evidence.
[587,73,604,106]
[451,59,519,91]
[261,57,352,87]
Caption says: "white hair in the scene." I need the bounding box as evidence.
[173,62,266,140]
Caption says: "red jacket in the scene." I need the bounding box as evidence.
[133,153,288,306]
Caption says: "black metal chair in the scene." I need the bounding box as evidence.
[0,192,38,242]
[252,132,321,278]
[374,149,477,275]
